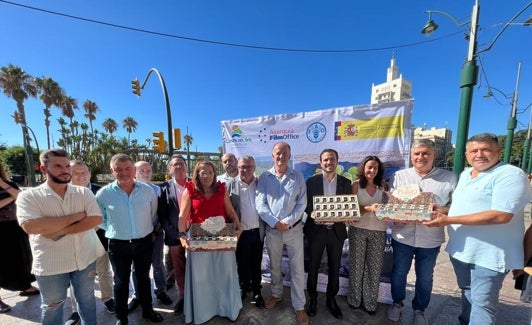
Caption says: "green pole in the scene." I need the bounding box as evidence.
[522,137,530,170]
[452,1,479,175]
[453,60,478,174]
[528,143,532,174]
[503,61,521,164]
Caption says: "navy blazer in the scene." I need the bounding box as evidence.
[303,173,352,242]
[158,179,182,246]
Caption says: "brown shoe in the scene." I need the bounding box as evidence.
[265,296,282,309]
[295,309,309,325]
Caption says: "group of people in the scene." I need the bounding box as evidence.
[0,132,529,325]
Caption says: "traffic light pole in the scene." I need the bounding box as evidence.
[133,68,173,155]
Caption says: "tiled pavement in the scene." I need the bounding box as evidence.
[1,218,531,325]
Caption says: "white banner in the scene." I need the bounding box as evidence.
[222,100,413,180]
[221,100,414,301]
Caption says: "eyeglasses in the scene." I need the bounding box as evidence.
[238,165,253,170]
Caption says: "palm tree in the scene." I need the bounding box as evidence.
[184,132,193,174]
[102,118,118,135]
[122,116,138,145]
[184,134,194,149]
[0,64,38,185]
[82,100,99,134]
[35,76,64,149]
[59,95,78,135]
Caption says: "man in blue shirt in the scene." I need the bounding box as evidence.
[426,133,532,325]
[96,154,163,325]
[256,141,308,325]
[127,161,172,313]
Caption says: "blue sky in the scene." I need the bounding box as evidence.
[1,0,531,153]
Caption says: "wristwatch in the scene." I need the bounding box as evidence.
[178,231,187,238]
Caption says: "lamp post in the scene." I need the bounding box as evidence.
[422,0,532,174]
[131,68,173,155]
[522,109,532,171]
[484,61,522,164]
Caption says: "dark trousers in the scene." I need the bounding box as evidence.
[108,235,154,321]
[306,226,344,299]
[235,229,263,295]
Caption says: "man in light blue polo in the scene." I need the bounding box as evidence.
[256,141,308,325]
[427,133,531,325]
[96,154,163,325]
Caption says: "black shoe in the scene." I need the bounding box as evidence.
[142,310,164,323]
[240,290,247,301]
[65,312,81,325]
[362,306,376,316]
[104,298,116,313]
[156,292,173,305]
[173,298,184,316]
[305,297,317,317]
[326,297,343,319]
[252,294,265,308]
[127,298,140,313]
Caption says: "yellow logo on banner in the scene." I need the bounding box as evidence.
[334,115,404,140]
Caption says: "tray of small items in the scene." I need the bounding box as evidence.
[312,194,360,224]
[375,185,434,223]
[188,216,237,251]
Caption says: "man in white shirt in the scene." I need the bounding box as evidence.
[16,149,104,325]
[217,153,238,183]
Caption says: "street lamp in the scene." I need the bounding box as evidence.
[483,61,522,164]
[422,0,532,174]
[131,68,174,155]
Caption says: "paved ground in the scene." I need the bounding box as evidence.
[1,219,531,324]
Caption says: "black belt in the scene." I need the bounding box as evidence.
[244,228,260,232]
[318,223,334,230]
[110,234,151,244]
[290,220,302,229]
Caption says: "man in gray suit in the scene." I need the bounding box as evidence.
[158,155,188,315]
[227,155,265,308]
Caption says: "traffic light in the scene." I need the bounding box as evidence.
[13,111,24,124]
[132,79,141,96]
[152,131,166,153]
[173,128,182,149]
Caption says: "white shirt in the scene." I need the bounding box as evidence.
[239,180,260,230]
[16,183,105,276]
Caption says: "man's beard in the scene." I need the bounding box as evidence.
[48,173,71,184]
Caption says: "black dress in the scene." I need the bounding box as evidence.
[0,181,34,291]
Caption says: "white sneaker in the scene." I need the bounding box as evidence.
[386,303,403,322]
[414,310,428,325]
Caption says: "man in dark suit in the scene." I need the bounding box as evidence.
[158,154,188,315]
[303,149,351,319]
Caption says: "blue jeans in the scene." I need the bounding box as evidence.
[390,239,440,312]
[36,262,97,325]
[450,256,507,325]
